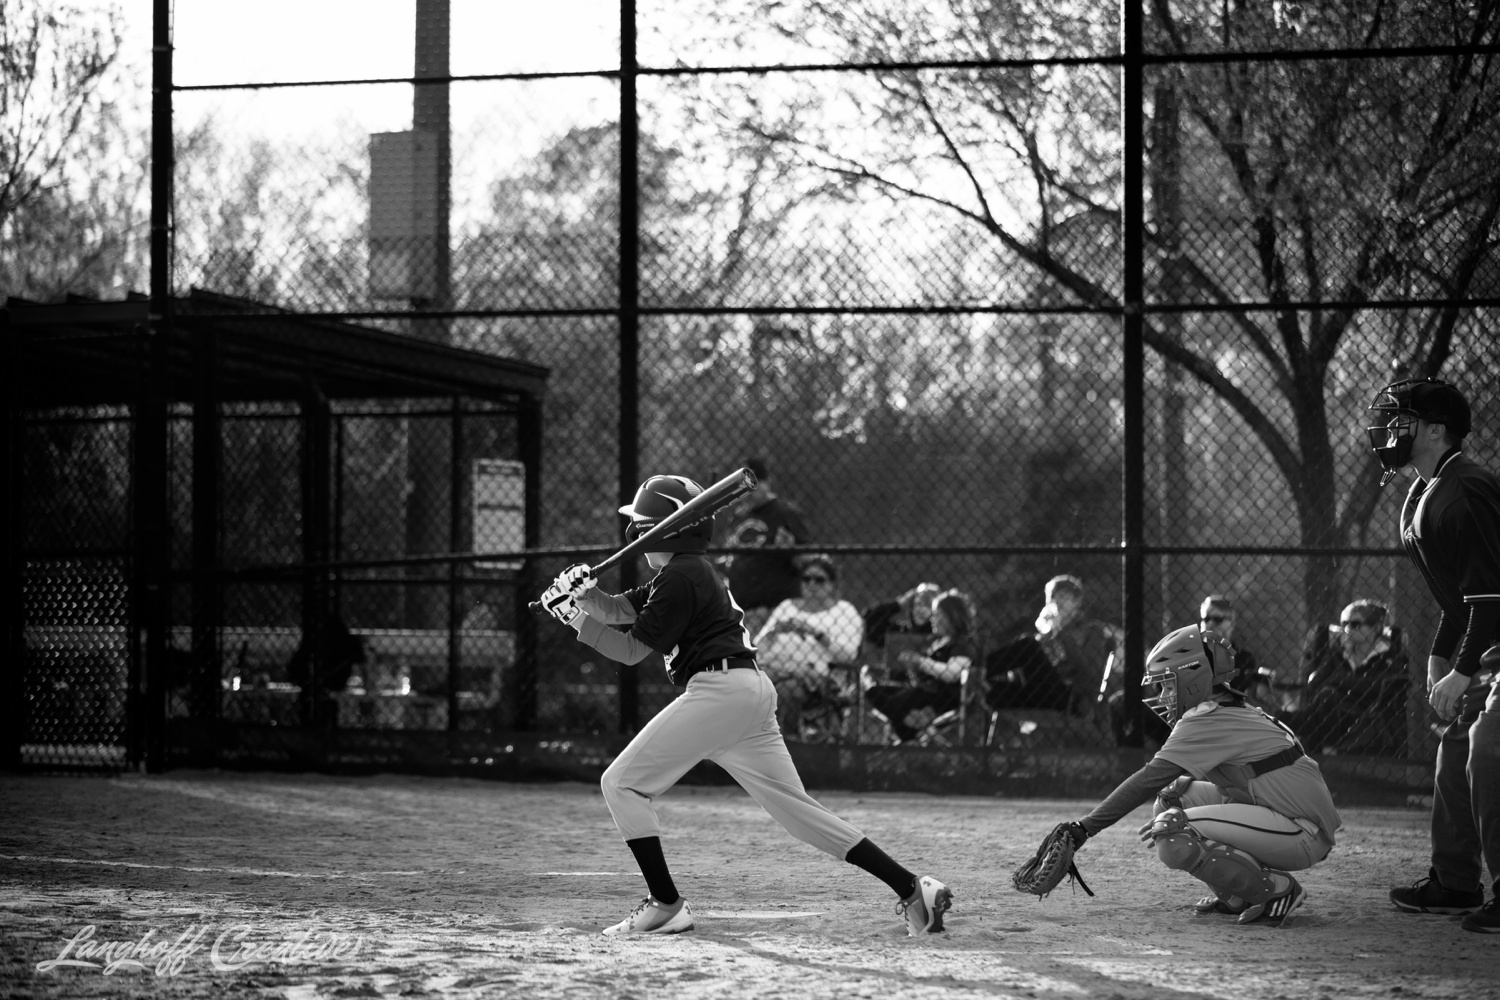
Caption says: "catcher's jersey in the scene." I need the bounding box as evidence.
[1156,703,1342,847]
[623,553,755,686]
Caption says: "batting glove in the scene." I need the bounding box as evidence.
[556,563,597,599]
[541,585,583,626]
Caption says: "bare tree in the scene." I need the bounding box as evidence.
[0,0,143,299]
[678,0,1500,622]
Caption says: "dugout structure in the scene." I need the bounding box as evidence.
[5,290,548,772]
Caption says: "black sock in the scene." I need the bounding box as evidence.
[625,837,679,905]
[845,837,916,899]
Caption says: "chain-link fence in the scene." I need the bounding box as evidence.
[7,1,1500,801]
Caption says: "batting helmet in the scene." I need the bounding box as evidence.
[1366,378,1470,484]
[1142,625,1239,726]
[618,475,712,552]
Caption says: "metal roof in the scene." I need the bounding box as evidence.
[6,289,549,407]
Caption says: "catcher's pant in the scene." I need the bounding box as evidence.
[1176,780,1330,872]
[600,666,865,859]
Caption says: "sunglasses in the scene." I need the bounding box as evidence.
[1340,619,1373,630]
[1202,615,1230,625]
[801,574,831,584]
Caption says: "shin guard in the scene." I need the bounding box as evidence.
[1156,825,1279,905]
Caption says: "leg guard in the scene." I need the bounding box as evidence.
[1154,776,1196,814]
[1156,822,1280,905]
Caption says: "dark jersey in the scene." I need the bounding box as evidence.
[719,496,811,609]
[624,553,756,686]
[1401,451,1500,675]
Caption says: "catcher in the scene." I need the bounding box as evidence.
[1015,624,1341,926]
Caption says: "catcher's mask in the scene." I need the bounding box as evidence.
[618,474,711,552]
[1366,378,1470,487]
[1142,625,1240,725]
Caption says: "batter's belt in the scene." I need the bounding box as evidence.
[696,657,759,676]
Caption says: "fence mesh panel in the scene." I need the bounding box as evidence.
[9,2,1500,798]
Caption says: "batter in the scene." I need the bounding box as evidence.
[540,474,952,937]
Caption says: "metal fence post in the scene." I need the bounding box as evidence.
[1120,0,1147,747]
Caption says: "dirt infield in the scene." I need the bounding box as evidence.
[0,770,1495,999]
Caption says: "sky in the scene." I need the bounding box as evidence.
[123,0,621,85]
[98,0,639,167]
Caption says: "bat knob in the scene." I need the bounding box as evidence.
[528,600,545,616]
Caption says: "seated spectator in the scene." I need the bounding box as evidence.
[718,456,812,639]
[287,613,366,694]
[986,574,1121,716]
[864,589,977,743]
[754,554,863,738]
[1197,595,1275,708]
[286,612,367,729]
[861,582,941,648]
[1291,599,1410,756]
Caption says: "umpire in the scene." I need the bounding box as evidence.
[1368,378,1500,934]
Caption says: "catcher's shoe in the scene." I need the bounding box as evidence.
[602,896,695,936]
[1390,871,1484,914]
[1193,893,1246,916]
[898,876,952,936]
[1236,873,1305,926]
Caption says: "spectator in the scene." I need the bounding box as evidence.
[286,613,367,729]
[861,581,942,648]
[718,456,812,637]
[287,613,366,694]
[987,574,1121,717]
[1292,599,1410,756]
[864,589,977,743]
[1198,595,1274,708]
[754,554,864,737]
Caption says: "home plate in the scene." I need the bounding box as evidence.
[697,911,825,919]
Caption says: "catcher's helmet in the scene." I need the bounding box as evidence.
[1366,378,1470,485]
[1142,625,1239,726]
[618,474,711,552]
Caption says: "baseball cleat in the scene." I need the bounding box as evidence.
[602,896,695,936]
[1193,893,1246,916]
[1389,871,1484,915]
[898,875,952,936]
[1237,872,1305,926]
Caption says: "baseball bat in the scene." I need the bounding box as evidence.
[528,467,759,615]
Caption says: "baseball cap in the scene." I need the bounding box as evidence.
[1409,380,1471,438]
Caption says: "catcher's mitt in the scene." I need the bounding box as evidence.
[1012,822,1095,899]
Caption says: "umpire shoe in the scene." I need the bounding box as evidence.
[898,876,953,936]
[1390,870,1484,915]
[602,896,695,936]
[1237,872,1305,927]
[1460,897,1500,934]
